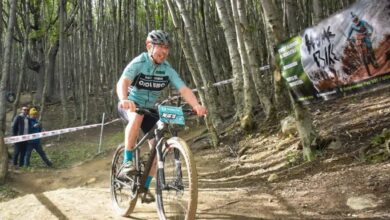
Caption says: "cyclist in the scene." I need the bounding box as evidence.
[347,12,379,68]
[116,30,207,203]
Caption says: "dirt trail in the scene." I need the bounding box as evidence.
[1,147,271,220]
[2,145,390,220]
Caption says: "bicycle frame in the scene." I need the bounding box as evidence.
[131,118,179,194]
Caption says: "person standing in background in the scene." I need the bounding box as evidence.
[11,106,30,168]
[24,108,53,167]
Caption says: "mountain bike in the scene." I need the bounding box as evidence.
[110,104,198,220]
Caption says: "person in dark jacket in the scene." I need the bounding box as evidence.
[11,106,30,167]
[24,108,52,167]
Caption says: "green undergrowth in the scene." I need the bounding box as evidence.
[27,130,124,169]
[364,129,390,164]
[0,184,19,202]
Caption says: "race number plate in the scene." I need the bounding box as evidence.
[158,105,185,125]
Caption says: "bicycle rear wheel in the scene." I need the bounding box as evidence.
[156,137,198,220]
[110,144,138,216]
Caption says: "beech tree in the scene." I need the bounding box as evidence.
[0,0,17,183]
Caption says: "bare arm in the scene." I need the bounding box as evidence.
[179,86,207,116]
[116,76,136,111]
[116,76,131,100]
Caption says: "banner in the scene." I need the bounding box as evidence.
[278,0,390,104]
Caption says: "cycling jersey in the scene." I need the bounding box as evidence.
[121,52,186,108]
[347,20,374,48]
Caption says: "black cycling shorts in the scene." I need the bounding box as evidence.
[117,104,159,134]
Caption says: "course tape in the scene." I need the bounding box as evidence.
[4,118,121,145]
[173,65,270,96]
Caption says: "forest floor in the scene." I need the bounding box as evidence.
[0,87,390,220]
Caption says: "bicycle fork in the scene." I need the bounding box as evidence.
[157,142,184,191]
[156,137,167,189]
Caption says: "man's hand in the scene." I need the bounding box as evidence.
[119,100,137,112]
[193,105,207,116]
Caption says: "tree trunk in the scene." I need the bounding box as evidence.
[285,0,299,37]
[131,0,138,58]
[202,0,225,108]
[312,0,322,25]
[110,0,119,81]
[40,41,59,122]
[86,0,108,120]
[0,0,17,184]
[215,0,244,118]
[230,0,254,131]
[0,0,3,72]
[260,0,290,115]
[174,0,223,129]
[12,1,31,119]
[79,1,87,124]
[144,0,152,32]
[59,0,69,126]
[33,41,45,102]
[167,0,219,147]
[237,0,275,121]
[289,91,317,161]
[291,1,318,161]
[82,2,90,124]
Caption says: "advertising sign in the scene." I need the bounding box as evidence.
[278,0,390,103]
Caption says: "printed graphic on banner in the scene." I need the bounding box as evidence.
[277,37,319,104]
[278,0,390,103]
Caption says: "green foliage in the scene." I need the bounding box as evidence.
[29,28,46,40]
[0,185,19,202]
[370,129,390,146]
[363,129,390,164]
[286,150,303,167]
[26,0,61,43]
[29,131,124,169]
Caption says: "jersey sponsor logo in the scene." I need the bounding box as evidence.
[133,73,170,91]
[155,70,165,75]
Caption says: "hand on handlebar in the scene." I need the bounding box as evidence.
[119,100,137,112]
[193,105,207,116]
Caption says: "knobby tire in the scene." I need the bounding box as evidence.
[156,137,198,220]
[110,144,138,217]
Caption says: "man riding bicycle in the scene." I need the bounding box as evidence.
[116,30,207,203]
[347,12,379,68]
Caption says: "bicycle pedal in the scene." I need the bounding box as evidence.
[140,192,155,204]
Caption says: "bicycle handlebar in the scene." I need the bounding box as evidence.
[135,106,196,116]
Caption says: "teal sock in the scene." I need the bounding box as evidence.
[144,176,153,189]
[124,150,133,163]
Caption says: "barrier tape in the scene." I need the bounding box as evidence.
[170,64,270,99]
[4,118,121,145]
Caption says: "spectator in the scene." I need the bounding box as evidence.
[24,108,53,167]
[11,106,30,168]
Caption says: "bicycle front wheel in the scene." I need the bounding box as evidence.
[156,137,198,220]
[110,144,138,217]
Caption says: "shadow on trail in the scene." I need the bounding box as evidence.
[34,193,69,220]
[197,212,265,219]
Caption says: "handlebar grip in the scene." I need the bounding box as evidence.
[183,109,196,115]
[135,108,152,115]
